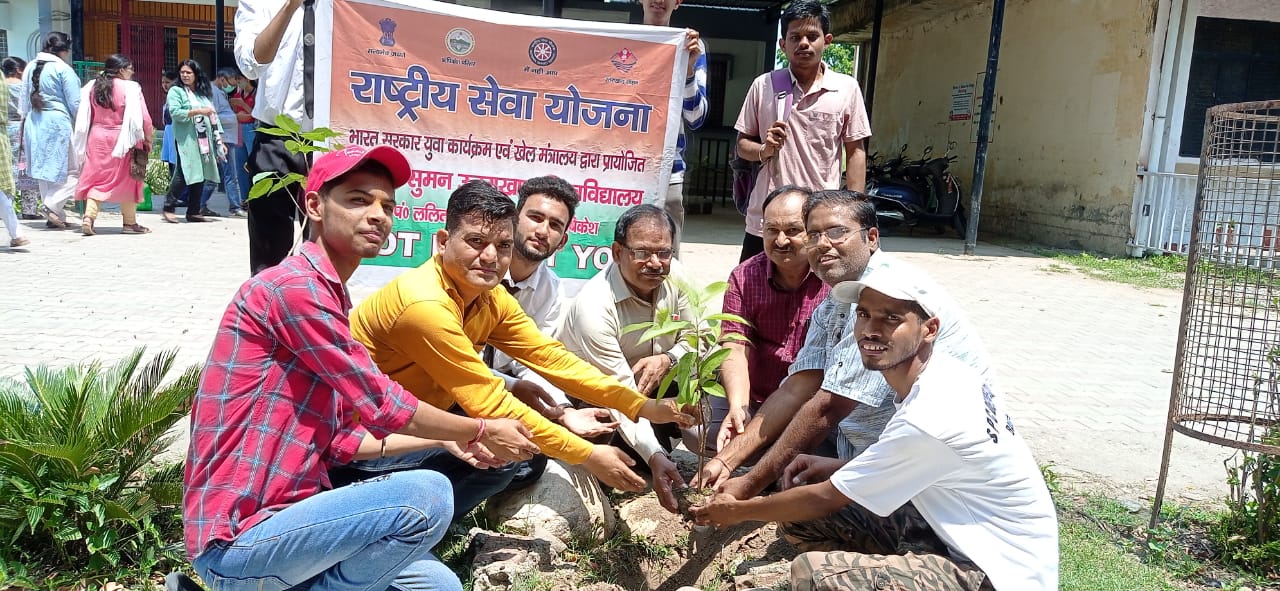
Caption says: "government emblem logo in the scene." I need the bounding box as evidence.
[610,48,638,73]
[529,37,558,67]
[446,28,475,56]
[379,18,397,47]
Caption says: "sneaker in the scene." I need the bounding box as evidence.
[229,209,248,218]
[200,208,223,217]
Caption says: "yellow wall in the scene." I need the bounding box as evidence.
[869,0,1159,253]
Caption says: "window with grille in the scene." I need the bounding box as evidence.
[164,28,179,72]
[1179,17,1280,158]
[0,30,8,58]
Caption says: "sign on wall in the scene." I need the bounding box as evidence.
[313,0,689,289]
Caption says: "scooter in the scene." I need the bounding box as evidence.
[866,143,966,236]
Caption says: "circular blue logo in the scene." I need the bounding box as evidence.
[528,37,558,67]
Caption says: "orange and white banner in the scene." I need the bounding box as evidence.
[314,0,688,288]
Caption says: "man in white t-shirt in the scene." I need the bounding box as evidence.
[691,270,1058,591]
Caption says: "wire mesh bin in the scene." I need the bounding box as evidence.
[1152,100,1280,526]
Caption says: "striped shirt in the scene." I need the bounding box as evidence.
[671,39,708,184]
[183,242,419,559]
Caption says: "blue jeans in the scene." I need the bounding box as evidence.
[238,122,256,195]
[192,470,460,591]
[330,447,518,524]
[202,154,244,212]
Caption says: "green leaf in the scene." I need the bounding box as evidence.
[284,139,303,154]
[635,322,690,345]
[255,125,294,137]
[673,353,694,403]
[300,128,342,142]
[657,363,677,401]
[703,382,726,399]
[283,172,308,185]
[720,333,752,344]
[247,178,274,201]
[705,312,751,327]
[622,321,656,335]
[699,347,732,379]
[274,114,302,134]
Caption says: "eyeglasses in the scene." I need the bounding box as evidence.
[623,246,675,262]
[804,226,867,247]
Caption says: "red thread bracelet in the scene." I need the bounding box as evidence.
[467,418,487,448]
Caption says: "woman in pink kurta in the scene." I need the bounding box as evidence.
[73,54,154,235]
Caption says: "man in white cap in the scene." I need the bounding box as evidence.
[691,269,1059,591]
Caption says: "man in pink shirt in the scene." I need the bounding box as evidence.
[732,0,871,261]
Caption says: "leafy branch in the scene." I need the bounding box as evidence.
[246,114,345,202]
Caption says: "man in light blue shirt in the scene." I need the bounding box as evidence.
[696,189,994,502]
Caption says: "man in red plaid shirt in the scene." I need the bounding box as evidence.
[182,145,538,591]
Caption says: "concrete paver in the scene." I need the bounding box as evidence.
[0,200,1229,503]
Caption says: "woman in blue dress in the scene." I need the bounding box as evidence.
[20,32,81,229]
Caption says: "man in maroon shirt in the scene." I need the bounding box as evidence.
[182,145,537,591]
[713,185,829,454]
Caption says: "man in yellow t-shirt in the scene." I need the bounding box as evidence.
[332,180,693,521]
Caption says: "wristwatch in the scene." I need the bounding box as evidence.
[664,351,678,368]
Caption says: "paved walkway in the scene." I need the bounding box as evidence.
[0,198,1229,503]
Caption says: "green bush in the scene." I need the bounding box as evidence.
[0,349,199,590]
[1213,426,1280,577]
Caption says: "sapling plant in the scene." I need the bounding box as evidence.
[624,274,750,515]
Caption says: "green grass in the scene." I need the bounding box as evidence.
[1035,249,1187,290]
[1060,518,1180,591]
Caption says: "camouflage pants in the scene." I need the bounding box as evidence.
[789,551,992,591]
[781,503,992,590]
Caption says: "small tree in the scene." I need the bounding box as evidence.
[624,275,749,510]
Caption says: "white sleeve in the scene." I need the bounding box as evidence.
[830,421,963,517]
[611,411,665,463]
[233,0,270,80]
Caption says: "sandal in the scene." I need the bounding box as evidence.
[81,217,96,236]
[43,212,67,229]
[9,237,29,248]
[162,212,180,224]
[122,223,152,235]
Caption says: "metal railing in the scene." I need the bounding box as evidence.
[1130,171,1198,255]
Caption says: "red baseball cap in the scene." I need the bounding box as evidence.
[304,144,413,195]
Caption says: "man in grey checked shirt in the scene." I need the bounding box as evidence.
[695,189,995,502]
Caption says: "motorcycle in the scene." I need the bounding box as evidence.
[865,142,966,236]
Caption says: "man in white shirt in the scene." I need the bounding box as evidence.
[234,0,315,274]
[695,190,994,500]
[691,269,1059,591]
[556,204,694,512]
[489,176,621,488]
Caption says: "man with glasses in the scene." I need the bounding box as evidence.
[695,190,994,518]
[557,204,697,512]
[338,184,694,523]
[713,185,830,460]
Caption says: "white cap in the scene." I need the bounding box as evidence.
[830,269,939,319]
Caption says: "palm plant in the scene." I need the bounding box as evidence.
[0,348,199,589]
[624,275,749,513]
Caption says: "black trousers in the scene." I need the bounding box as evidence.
[164,151,205,216]
[740,232,765,262]
[247,125,310,275]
